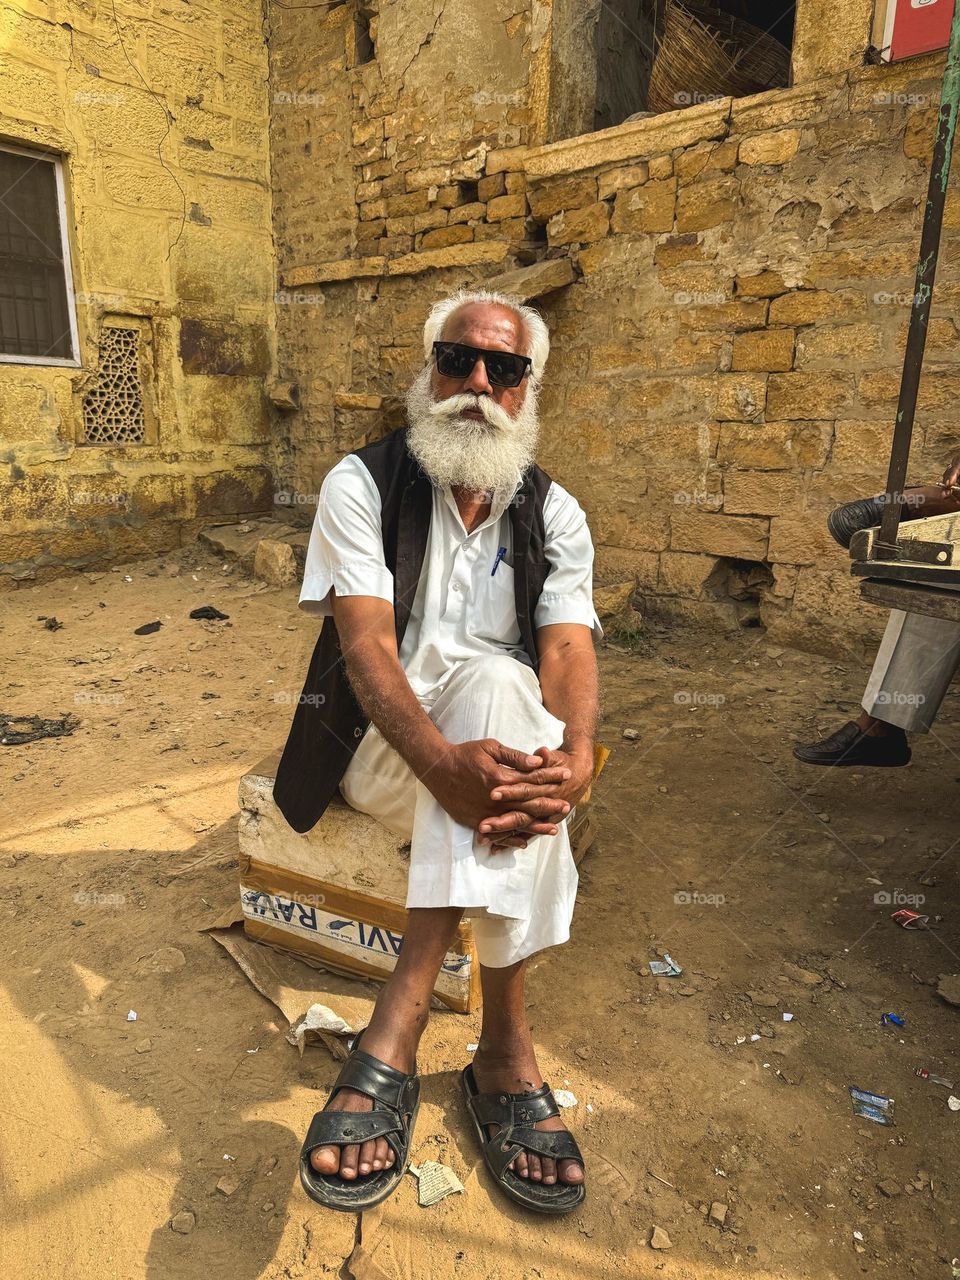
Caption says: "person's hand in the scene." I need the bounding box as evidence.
[476,742,594,850]
[424,739,573,845]
[900,483,960,519]
[942,451,960,487]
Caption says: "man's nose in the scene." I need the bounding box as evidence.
[463,357,492,395]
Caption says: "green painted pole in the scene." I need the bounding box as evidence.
[875,0,960,558]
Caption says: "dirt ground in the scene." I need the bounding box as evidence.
[2,541,959,1280]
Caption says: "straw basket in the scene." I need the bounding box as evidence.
[647,1,791,114]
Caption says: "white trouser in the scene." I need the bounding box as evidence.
[339,654,578,968]
[862,608,960,732]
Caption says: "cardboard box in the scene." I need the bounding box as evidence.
[237,746,608,1013]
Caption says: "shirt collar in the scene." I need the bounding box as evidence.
[441,482,515,532]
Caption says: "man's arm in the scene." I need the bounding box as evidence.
[476,622,599,842]
[332,592,573,840]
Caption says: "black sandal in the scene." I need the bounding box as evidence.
[299,1032,420,1212]
[460,1063,586,1215]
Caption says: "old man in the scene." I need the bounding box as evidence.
[273,288,600,1215]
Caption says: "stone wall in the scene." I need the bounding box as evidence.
[0,0,276,588]
[268,2,957,655]
[5,0,953,657]
[524,56,958,653]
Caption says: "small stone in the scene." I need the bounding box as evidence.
[134,1037,153,1054]
[747,991,779,1008]
[708,1201,728,1228]
[622,728,640,741]
[937,973,960,1006]
[574,1045,592,1061]
[254,538,297,588]
[782,963,822,986]
[877,1178,901,1198]
[261,1201,275,1214]
[216,1174,239,1197]
[817,812,830,823]
[677,985,697,997]
[170,1210,196,1234]
[649,1225,673,1250]
[165,563,181,577]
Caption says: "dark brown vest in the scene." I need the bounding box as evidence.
[272,427,553,833]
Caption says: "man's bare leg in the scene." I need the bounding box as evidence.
[470,958,584,1187]
[854,710,894,736]
[310,905,463,1180]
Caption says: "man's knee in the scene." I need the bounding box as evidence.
[452,654,540,700]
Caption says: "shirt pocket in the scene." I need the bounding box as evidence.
[476,560,520,643]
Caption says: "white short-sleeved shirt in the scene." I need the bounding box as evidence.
[299,454,602,704]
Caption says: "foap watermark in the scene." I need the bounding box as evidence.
[470,89,525,107]
[74,890,126,907]
[874,289,922,306]
[273,89,324,107]
[74,691,125,706]
[674,890,726,906]
[72,490,129,509]
[74,291,125,308]
[673,90,725,106]
[273,691,327,707]
[874,888,925,906]
[673,489,722,509]
[673,290,725,306]
[674,690,726,707]
[274,289,323,308]
[873,91,928,106]
[73,90,125,106]
[275,488,319,507]
[874,691,925,708]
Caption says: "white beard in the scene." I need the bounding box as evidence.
[404,364,540,498]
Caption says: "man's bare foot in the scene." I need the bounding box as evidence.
[309,1018,418,1181]
[471,1043,584,1187]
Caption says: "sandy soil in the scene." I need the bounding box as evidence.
[2,543,959,1280]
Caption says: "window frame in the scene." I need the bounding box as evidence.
[0,141,81,369]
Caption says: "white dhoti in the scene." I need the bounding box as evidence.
[862,608,960,732]
[339,654,579,968]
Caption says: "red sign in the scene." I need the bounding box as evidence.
[879,0,955,62]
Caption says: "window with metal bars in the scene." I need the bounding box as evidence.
[0,144,78,364]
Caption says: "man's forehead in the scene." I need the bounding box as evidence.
[441,303,524,351]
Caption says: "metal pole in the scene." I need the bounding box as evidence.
[875,0,960,559]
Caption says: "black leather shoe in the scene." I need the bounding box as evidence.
[793,720,911,767]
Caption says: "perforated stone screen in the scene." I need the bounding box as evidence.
[81,324,146,444]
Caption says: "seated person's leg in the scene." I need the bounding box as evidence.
[795,609,960,766]
[406,654,577,928]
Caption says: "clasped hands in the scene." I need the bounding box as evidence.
[427,737,594,851]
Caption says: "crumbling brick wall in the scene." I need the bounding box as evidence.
[268,0,955,655]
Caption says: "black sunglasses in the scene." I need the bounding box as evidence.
[432,340,532,389]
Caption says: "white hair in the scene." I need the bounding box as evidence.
[422,288,551,381]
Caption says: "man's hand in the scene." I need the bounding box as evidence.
[476,742,594,848]
[425,739,573,844]
[943,451,960,487]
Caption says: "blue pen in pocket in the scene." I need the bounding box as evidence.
[491,545,507,576]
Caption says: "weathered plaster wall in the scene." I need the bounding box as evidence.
[0,0,276,588]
